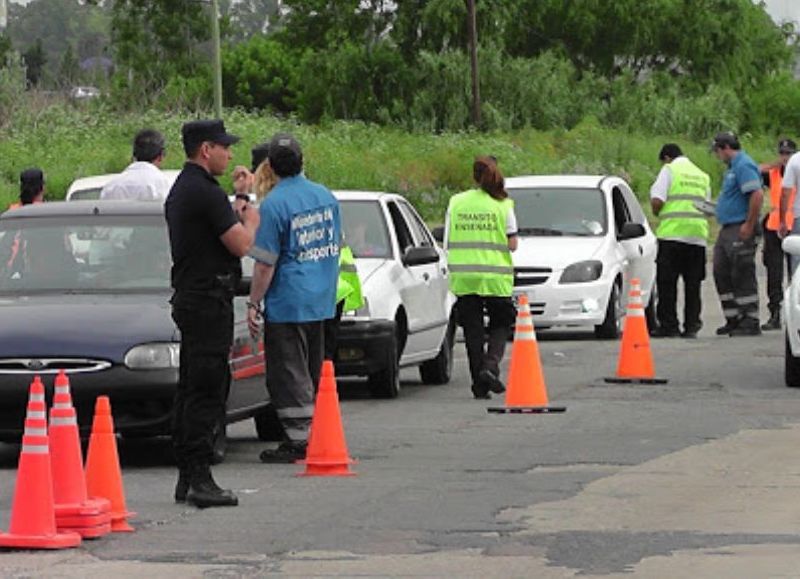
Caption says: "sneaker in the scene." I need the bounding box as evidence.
[729,323,762,337]
[471,383,491,399]
[716,321,738,336]
[478,368,506,394]
[650,327,681,338]
[259,441,308,464]
[761,311,781,331]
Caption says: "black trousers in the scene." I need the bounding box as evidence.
[456,295,515,386]
[655,240,706,333]
[762,225,790,313]
[264,320,323,443]
[323,300,345,361]
[713,224,760,326]
[171,291,233,469]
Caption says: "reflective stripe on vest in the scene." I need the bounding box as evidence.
[446,189,513,297]
[656,158,710,243]
[766,167,795,231]
[336,245,364,312]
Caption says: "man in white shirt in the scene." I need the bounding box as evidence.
[779,149,800,277]
[100,129,170,201]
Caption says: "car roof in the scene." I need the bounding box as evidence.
[505,175,614,189]
[1,200,164,220]
[334,190,393,201]
[66,169,182,194]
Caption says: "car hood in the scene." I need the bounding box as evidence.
[513,236,609,271]
[0,293,175,362]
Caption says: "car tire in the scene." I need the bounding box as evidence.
[368,330,400,399]
[210,420,227,465]
[254,405,286,442]
[785,333,800,388]
[419,317,455,385]
[595,282,622,339]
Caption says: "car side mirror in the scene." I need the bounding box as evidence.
[402,246,440,267]
[431,226,445,244]
[618,222,646,240]
[236,276,251,296]
[783,235,800,256]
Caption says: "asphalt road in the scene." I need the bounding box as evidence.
[2,277,800,578]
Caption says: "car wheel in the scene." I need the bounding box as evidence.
[419,317,455,385]
[368,330,400,399]
[785,333,800,387]
[210,419,227,465]
[254,404,286,441]
[595,282,621,339]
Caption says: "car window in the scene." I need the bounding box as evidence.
[507,187,607,236]
[387,201,415,255]
[611,186,633,235]
[68,188,102,201]
[619,184,646,224]
[397,201,433,247]
[0,215,171,293]
[339,200,392,259]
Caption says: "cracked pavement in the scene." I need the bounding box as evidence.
[1,280,800,577]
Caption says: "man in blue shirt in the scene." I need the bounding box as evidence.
[247,133,341,462]
[711,132,764,336]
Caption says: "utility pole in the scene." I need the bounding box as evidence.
[210,0,223,119]
[465,0,481,128]
[0,0,7,31]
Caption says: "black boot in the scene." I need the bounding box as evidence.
[761,309,781,331]
[716,318,739,336]
[185,465,238,508]
[259,440,308,464]
[174,468,190,503]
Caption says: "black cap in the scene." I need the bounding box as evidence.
[181,119,239,154]
[251,142,271,172]
[711,131,740,151]
[267,133,302,164]
[20,168,44,190]
[779,139,797,155]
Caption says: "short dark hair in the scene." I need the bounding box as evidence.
[20,168,44,205]
[133,129,165,163]
[267,134,304,178]
[658,143,682,161]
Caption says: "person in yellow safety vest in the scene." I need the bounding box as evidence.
[649,144,711,339]
[324,243,364,360]
[759,139,796,330]
[445,156,518,399]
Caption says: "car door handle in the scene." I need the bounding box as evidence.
[423,273,430,281]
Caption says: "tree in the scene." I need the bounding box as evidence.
[58,44,80,87]
[0,33,11,66]
[23,38,46,87]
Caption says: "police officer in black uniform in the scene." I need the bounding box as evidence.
[165,120,260,508]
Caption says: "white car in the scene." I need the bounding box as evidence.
[66,170,182,201]
[334,191,456,398]
[782,236,800,386]
[505,175,657,338]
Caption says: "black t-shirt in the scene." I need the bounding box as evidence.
[165,162,240,291]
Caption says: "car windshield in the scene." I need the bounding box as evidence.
[0,215,171,294]
[508,187,607,237]
[340,200,392,258]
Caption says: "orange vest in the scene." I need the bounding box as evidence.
[767,167,795,231]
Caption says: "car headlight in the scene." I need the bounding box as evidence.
[559,260,603,284]
[124,343,180,370]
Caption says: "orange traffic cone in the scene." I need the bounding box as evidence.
[604,279,667,384]
[297,361,356,477]
[85,396,135,532]
[0,377,82,549]
[50,371,111,539]
[488,295,566,414]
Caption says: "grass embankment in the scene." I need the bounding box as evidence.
[0,106,781,222]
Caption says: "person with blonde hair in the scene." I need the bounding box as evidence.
[233,142,278,202]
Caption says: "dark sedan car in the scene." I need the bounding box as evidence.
[0,201,280,458]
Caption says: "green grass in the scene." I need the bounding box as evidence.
[0,106,780,223]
